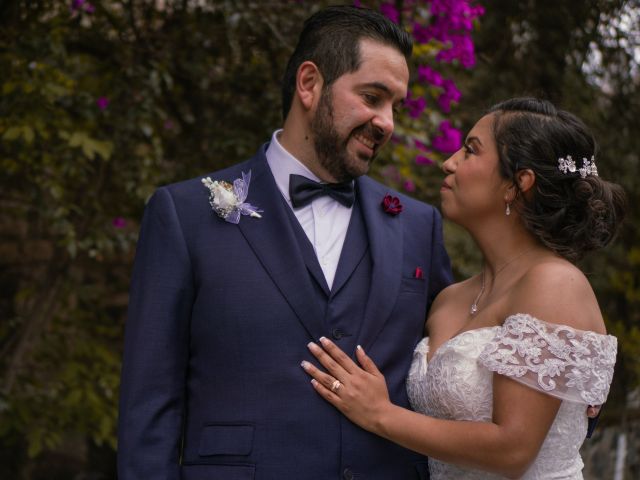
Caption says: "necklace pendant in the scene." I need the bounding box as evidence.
[470,303,478,315]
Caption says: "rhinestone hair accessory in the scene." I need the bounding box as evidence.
[558,155,598,178]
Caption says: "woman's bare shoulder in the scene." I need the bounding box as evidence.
[431,276,476,309]
[508,259,605,333]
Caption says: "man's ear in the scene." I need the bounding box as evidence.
[296,61,324,111]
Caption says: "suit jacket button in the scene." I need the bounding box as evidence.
[342,468,354,480]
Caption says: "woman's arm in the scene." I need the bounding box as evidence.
[302,260,608,477]
[303,338,559,479]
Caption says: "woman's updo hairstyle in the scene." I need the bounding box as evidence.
[488,97,626,263]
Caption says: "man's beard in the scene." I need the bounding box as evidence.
[310,88,381,182]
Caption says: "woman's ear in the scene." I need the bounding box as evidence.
[296,61,323,111]
[515,168,536,194]
[503,169,535,203]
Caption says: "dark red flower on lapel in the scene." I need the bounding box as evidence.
[381,194,403,216]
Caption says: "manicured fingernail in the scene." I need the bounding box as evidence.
[319,336,328,345]
[356,345,363,351]
[307,342,319,352]
[311,379,318,386]
[300,361,309,369]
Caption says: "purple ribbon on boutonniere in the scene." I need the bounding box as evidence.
[201,170,262,224]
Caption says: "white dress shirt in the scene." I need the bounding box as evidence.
[265,130,353,289]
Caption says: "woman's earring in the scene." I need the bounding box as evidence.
[505,203,511,216]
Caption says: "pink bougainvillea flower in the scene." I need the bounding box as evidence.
[437,79,462,112]
[414,139,429,152]
[96,97,110,110]
[417,65,444,87]
[71,0,94,13]
[436,35,477,68]
[403,179,416,192]
[431,0,483,31]
[112,217,127,228]
[412,23,431,44]
[380,2,400,23]
[415,1,484,69]
[431,120,462,153]
[416,154,435,165]
[112,217,127,229]
[405,95,427,119]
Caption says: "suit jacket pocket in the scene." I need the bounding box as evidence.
[400,277,427,295]
[199,424,255,456]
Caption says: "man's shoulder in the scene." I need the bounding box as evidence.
[166,160,253,192]
[160,145,268,199]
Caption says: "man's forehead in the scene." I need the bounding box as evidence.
[351,41,408,85]
[357,37,408,63]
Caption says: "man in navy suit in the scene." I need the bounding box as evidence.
[117,6,452,479]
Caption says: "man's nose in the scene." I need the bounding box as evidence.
[372,105,394,138]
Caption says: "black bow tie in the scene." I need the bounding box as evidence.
[289,174,355,209]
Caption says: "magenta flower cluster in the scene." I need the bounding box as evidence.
[70,0,95,14]
[96,96,110,110]
[377,0,484,178]
[431,120,463,153]
[112,217,127,229]
[437,79,462,113]
[414,0,484,68]
[405,92,428,119]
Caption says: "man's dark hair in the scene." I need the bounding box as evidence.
[281,5,412,119]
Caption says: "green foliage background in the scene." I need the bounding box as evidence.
[0,0,638,478]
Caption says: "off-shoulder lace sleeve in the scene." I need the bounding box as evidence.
[478,313,617,404]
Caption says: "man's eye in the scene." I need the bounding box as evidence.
[363,94,379,105]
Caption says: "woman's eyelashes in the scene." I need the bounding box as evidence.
[463,142,475,157]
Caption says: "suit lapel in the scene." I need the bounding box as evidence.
[281,204,331,297]
[356,177,403,350]
[330,197,368,298]
[236,149,326,340]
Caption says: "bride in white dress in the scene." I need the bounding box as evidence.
[301,98,626,479]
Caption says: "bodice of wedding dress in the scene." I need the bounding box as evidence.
[406,313,617,480]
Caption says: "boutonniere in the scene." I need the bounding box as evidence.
[381,194,403,216]
[201,170,262,224]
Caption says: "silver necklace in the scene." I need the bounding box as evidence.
[469,270,485,316]
[469,248,535,316]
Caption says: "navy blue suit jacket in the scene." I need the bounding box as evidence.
[117,145,453,479]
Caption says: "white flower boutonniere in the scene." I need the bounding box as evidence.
[201,170,262,224]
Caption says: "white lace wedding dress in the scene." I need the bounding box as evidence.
[406,313,617,479]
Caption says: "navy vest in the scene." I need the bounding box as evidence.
[283,199,372,353]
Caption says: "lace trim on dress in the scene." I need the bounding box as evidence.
[478,313,617,405]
